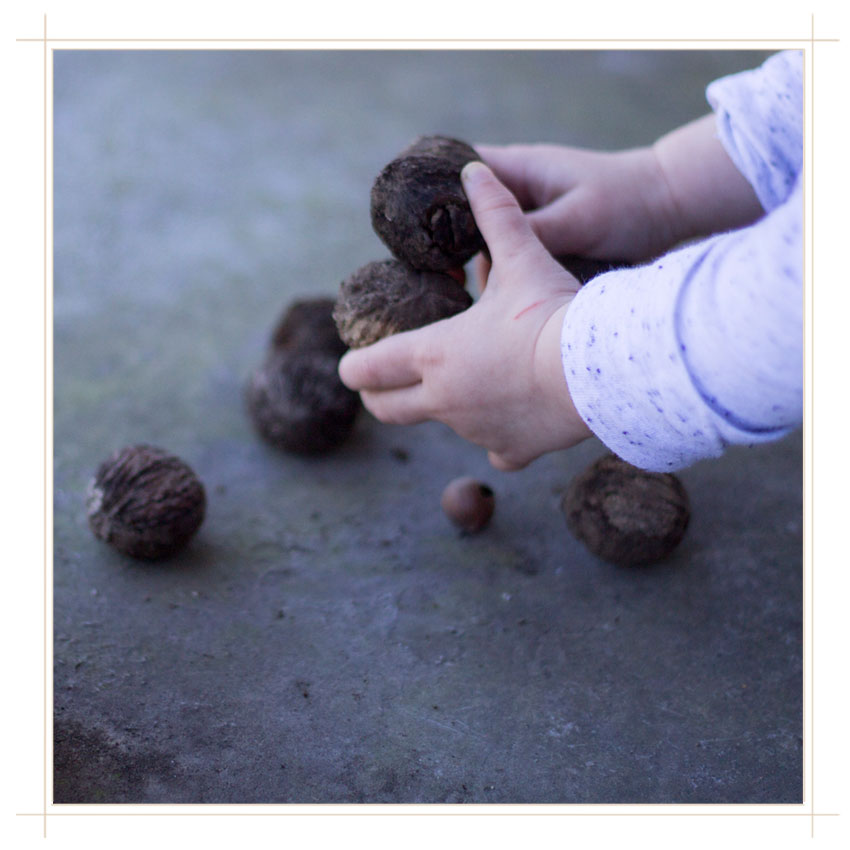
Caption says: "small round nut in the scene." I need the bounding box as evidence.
[561,453,690,567]
[245,348,360,454]
[270,296,347,357]
[370,135,485,272]
[441,477,495,533]
[333,258,472,349]
[86,445,206,560]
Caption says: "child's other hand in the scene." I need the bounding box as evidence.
[338,162,592,471]
[476,142,680,264]
[476,114,765,270]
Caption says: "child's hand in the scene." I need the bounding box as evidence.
[475,142,679,264]
[476,114,764,267]
[338,162,592,471]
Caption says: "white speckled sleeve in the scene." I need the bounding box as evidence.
[558,51,803,472]
[561,179,802,472]
[707,50,803,212]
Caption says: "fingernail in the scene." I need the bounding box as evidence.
[461,160,487,184]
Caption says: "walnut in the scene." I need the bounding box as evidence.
[245,348,360,454]
[269,296,347,358]
[333,258,472,349]
[370,135,484,272]
[86,445,206,560]
[561,454,690,566]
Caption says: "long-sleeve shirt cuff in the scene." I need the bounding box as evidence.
[706,50,803,212]
[560,237,797,472]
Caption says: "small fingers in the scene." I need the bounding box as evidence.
[487,450,531,472]
[526,195,594,259]
[474,144,542,210]
[338,333,422,391]
[461,161,540,268]
[360,384,429,427]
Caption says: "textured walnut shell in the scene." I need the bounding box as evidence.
[370,135,484,272]
[333,258,472,349]
[562,454,690,567]
[441,477,495,533]
[270,296,347,357]
[396,135,482,170]
[245,348,360,454]
[86,445,206,560]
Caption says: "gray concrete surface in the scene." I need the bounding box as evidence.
[53,49,801,804]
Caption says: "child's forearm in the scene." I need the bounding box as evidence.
[561,208,802,472]
[652,113,764,243]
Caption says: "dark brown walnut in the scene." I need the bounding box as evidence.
[270,296,347,358]
[370,135,485,272]
[562,453,690,567]
[441,477,495,533]
[333,258,472,349]
[86,445,206,560]
[245,348,360,454]
[395,135,481,170]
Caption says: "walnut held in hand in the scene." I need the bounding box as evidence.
[333,258,472,349]
[370,135,484,272]
[562,454,690,566]
[86,445,206,560]
[245,348,360,454]
[441,476,495,533]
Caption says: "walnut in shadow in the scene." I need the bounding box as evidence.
[562,453,690,567]
[245,349,361,454]
[270,296,347,358]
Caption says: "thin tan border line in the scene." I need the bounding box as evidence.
[15,36,841,43]
[15,811,842,818]
[42,11,48,843]
[35,27,823,828]
[45,801,808,808]
[27,800,821,807]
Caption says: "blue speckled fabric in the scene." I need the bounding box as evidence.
[562,51,803,471]
[707,51,803,213]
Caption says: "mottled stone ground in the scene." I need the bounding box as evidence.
[53,49,800,803]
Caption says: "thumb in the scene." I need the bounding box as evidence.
[461,161,540,267]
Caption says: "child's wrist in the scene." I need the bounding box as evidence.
[639,143,690,249]
[535,300,593,446]
[650,113,763,243]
